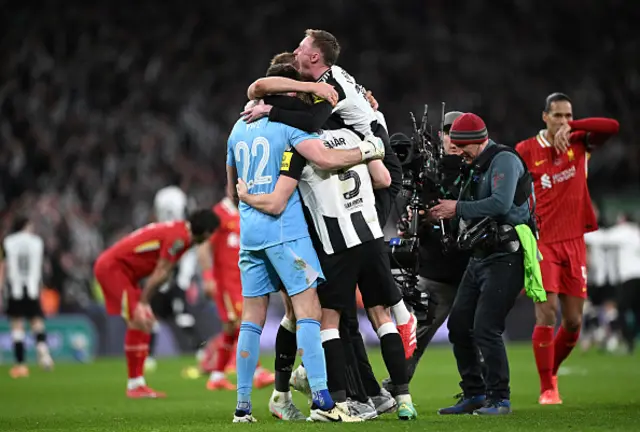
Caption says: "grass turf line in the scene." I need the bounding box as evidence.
[0,344,638,431]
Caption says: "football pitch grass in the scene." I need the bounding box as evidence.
[1,344,639,432]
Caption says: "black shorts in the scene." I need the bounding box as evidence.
[317,237,401,311]
[150,281,186,320]
[5,290,43,319]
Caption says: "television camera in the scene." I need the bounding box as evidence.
[388,103,456,323]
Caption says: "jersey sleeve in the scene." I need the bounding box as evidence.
[284,124,319,147]
[514,140,531,167]
[269,100,333,132]
[280,148,306,181]
[226,136,235,167]
[159,228,189,263]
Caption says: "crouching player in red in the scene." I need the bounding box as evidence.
[94,209,218,398]
[197,197,275,391]
[516,93,619,404]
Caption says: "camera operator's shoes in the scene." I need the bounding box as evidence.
[473,399,511,415]
[397,313,417,359]
[437,393,486,415]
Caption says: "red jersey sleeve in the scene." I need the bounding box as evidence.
[159,224,191,264]
[569,117,619,148]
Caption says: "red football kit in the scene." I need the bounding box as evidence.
[209,198,242,323]
[516,118,619,299]
[94,221,192,319]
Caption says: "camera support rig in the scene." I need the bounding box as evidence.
[389,102,447,324]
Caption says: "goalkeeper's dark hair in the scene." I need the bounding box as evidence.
[544,92,572,113]
[266,63,301,80]
[187,209,219,237]
[265,63,312,105]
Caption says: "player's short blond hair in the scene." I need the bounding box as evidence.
[305,29,340,66]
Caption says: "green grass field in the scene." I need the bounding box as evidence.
[1,344,639,432]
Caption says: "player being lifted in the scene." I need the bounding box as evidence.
[516,92,619,405]
[196,196,275,391]
[244,31,413,417]
[0,216,53,378]
[237,65,417,421]
[226,66,385,422]
[94,210,218,398]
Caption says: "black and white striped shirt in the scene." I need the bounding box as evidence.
[280,129,382,255]
[318,66,378,138]
[1,232,44,300]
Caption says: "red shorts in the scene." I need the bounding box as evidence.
[538,237,588,299]
[94,256,140,320]
[213,278,242,323]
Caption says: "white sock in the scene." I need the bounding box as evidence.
[209,371,225,382]
[376,322,398,339]
[280,316,296,333]
[127,376,146,390]
[396,394,412,404]
[391,300,411,325]
[271,389,292,402]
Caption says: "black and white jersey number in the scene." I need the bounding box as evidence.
[338,169,361,200]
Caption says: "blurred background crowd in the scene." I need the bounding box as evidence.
[0,0,638,331]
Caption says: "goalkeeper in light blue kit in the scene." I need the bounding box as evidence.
[225,78,385,423]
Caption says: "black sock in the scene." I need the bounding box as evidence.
[380,332,409,395]
[322,334,347,402]
[274,324,297,392]
[35,332,47,344]
[14,340,25,364]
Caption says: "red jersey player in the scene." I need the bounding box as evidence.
[515,93,619,405]
[197,197,274,391]
[94,209,218,399]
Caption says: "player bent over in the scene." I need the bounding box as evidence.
[196,197,274,390]
[94,210,218,398]
[1,216,54,377]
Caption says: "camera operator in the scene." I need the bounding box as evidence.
[430,113,540,416]
[383,111,471,394]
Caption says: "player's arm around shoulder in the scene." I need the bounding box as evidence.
[367,159,391,189]
[236,148,305,216]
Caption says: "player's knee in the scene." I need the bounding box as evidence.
[290,289,321,322]
[241,297,268,327]
[320,308,340,330]
[562,315,582,332]
[222,321,237,335]
[31,318,45,332]
[366,305,392,330]
[535,302,557,326]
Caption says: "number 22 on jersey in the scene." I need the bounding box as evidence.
[235,137,272,189]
